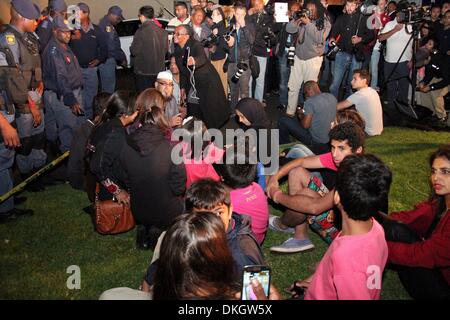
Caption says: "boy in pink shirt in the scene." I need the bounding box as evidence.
[303,154,391,300]
[216,151,269,244]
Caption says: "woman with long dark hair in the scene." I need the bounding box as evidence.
[153,212,239,300]
[384,144,450,299]
[87,90,137,204]
[120,89,186,250]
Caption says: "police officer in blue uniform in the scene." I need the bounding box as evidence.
[98,6,127,94]
[35,0,67,52]
[70,3,107,120]
[0,0,38,223]
[42,16,84,153]
[1,0,48,192]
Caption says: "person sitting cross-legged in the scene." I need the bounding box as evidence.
[266,122,365,253]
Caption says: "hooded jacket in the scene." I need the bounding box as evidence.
[120,123,186,228]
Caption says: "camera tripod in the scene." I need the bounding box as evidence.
[384,22,422,120]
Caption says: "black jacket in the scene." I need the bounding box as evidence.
[330,11,374,55]
[209,21,229,61]
[247,11,275,58]
[120,123,186,228]
[130,20,168,75]
[88,118,128,200]
[423,53,450,91]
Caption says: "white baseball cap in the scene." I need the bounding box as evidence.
[157,71,173,82]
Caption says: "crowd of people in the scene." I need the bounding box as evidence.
[0,0,449,300]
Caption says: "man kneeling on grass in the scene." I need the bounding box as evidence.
[266,122,365,252]
[293,154,392,300]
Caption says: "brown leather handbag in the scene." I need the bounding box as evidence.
[94,184,135,234]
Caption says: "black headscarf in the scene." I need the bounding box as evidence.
[235,98,271,130]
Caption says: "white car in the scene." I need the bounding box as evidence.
[116,18,172,68]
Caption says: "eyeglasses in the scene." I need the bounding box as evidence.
[157,81,174,87]
[174,32,188,36]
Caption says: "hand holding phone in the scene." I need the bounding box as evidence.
[241,265,271,300]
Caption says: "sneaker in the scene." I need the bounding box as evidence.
[270,238,315,253]
[268,215,295,234]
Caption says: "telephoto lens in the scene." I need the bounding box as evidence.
[231,62,249,83]
[287,46,295,66]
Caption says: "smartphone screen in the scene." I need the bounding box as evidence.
[241,265,271,300]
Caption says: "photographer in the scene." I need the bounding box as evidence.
[285,0,331,117]
[378,1,413,107]
[274,1,302,110]
[247,0,276,104]
[328,0,374,100]
[226,4,256,111]
[208,5,229,96]
[417,50,450,127]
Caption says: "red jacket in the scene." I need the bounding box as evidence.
[388,200,450,285]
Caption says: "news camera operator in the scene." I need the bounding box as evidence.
[225,4,256,111]
[328,0,374,99]
[378,0,413,108]
[284,0,331,117]
[247,0,276,104]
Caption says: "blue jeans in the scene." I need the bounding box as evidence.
[82,67,99,120]
[278,115,313,145]
[0,110,15,213]
[249,56,267,102]
[319,59,334,87]
[277,50,290,106]
[15,111,47,174]
[370,49,380,89]
[46,89,83,152]
[329,51,362,99]
[99,58,117,94]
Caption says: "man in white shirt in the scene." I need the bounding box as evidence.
[168,2,191,27]
[337,69,383,136]
[379,1,413,106]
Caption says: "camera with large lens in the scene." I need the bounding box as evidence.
[231,61,248,83]
[397,6,430,24]
[202,34,219,48]
[326,40,340,60]
[263,27,276,50]
[286,34,296,66]
[293,8,312,20]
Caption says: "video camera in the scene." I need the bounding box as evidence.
[292,9,312,20]
[397,6,430,24]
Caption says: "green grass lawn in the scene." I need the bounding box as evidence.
[1,127,449,300]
